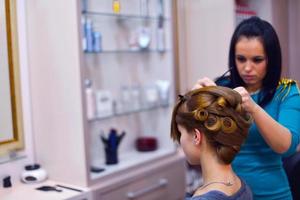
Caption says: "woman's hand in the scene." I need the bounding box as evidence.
[192,77,216,90]
[234,86,259,114]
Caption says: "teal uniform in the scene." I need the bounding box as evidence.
[232,79,300,200]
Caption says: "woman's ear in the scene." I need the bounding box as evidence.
[193,129,202,145]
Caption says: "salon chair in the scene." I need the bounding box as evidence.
[283,152,300,200]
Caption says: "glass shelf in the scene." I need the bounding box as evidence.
[90,148,176,180]
[82,11,170,21]
[88,104,170,122]
[0,151,27,165]
[84,49,169,54]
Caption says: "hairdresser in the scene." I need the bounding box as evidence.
[193,16,300,200]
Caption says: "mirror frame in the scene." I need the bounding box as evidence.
[0,0,24,155]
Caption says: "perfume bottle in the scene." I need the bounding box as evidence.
[84,79,96,120]
[112,0,121,14]
[156,0,165,52]
[84,18,93,52]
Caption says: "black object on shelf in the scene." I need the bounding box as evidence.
[36,186,62,192]
[101,129,126,165]
[3,176,12,188]
[25,163,40,171]
[56,184,83,192]
[90,166,105,173]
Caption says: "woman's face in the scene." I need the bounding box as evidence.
[235,36,267,92]
[177,124,199,165]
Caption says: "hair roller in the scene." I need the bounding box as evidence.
[235,103,242,113]
[204,115,221,132]
[217,97,227,107]
[221,117,237,134]
[194,109,208,121]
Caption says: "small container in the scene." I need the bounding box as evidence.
[112,0,121,14]
[85,79,96,120]
[21,164,48,184]
[136,137,158,152]
[85,19,93,52]
[81,0,88,13]
[93,32,102,52]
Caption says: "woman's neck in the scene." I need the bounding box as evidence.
[246,84,261,94]
[199,152,236,185]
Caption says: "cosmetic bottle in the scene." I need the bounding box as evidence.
[121,86,131,112]
[85,18,93,52]
[156,0,165,52]
[93,32,102,52]
[95,90,113,118]
[81,17,87,52]
[131,85,141,111]
[155,80,170,106]
[157,0,164,17]
[81,0,88,13]
[85,79,96,120]
[144,84,159,108]
[112,0,121,14]
[140,0,149,17]
[156,16,165,52]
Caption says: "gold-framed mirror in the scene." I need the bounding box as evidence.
[0,0,24,156]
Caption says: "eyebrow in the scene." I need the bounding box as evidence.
[235,55,266,59]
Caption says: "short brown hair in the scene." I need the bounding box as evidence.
[171,86,252,164]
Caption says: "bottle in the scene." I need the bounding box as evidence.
[156,0,165,52]
[112,0,121,14]
[156,15,165,52]
[93,32,102,52]
[84,18,93,52]
[81,0,88,13]
[140,0,149,17]
[81,17,87,52]
[85,79,96,120]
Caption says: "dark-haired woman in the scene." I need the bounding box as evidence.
[171,86,253,200]
[193,16,300,200]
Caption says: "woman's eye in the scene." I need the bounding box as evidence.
[236,56,246,63]
[252,57,265,63]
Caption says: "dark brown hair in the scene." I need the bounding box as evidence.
[171,86,252,164]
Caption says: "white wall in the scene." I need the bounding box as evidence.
[249,0,289,77]
[0,1,35,186]
[177,0,235,93]
[26,0,89,186]
[288,0,300,81]
[248,0,273,22]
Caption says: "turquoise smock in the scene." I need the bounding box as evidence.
[232,80,300,200]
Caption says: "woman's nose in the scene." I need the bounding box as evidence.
[244,61,253,72]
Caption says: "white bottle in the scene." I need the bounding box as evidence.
[85,79,96,120]
[156,16,165,52]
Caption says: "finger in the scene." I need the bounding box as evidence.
[234,86,246,93]
[234,87,249,97]
[191,84,203,90]
[202,77,217,86]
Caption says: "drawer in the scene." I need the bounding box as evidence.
[101,177,168,200]
[94,158,185,200]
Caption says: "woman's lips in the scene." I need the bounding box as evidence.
[242,75,255,82]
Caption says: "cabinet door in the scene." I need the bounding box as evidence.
[94,159,185,200]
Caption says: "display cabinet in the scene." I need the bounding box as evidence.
[26,0,184,198]
[80,0,178,181]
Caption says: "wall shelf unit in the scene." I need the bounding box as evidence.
[82,11,171,21]
[27,0,185,199]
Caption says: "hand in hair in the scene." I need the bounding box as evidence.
[192,77,216,90]
[234,87,259,114]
